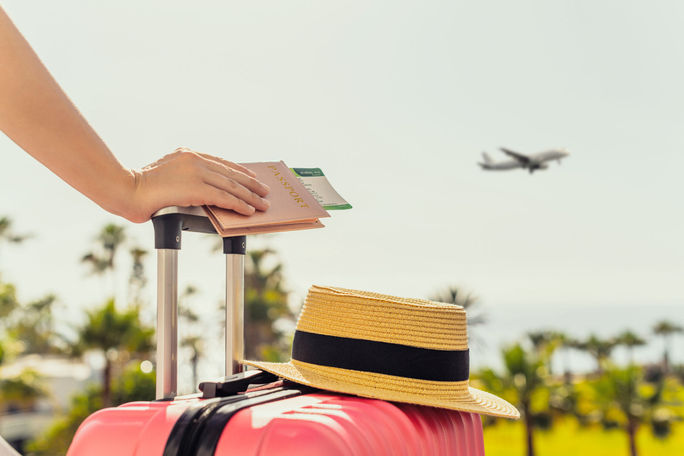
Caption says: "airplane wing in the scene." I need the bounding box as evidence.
[499,147,531,164]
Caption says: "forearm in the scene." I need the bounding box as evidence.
[0,6,134,217]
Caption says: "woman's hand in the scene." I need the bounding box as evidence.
[1,8,269,224]
[126,148,270,223]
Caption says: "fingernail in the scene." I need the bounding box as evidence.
[262,198,271,208]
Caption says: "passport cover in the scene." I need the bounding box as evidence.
[204,161,330,237]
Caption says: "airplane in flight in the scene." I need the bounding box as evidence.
[479,147,570,174]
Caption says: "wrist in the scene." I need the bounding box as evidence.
[122,168,153,223]
[104,167,150,223]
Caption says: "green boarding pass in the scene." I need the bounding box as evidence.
[290,168,352,210]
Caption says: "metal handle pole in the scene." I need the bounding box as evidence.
[225,254,245,375]
[156,249,178,399]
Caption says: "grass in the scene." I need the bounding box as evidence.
[484,419,684,456]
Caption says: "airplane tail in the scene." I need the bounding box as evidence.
[481,152,494,165]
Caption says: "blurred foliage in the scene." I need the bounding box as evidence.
[0,280,19,321]
[26,363,155,456]
[74,299,154,406]
[0,216,30,247]
[475,343,684,456]
[1,217,683,456]
[483,418,684,456]
[6,294,67,355]
[243,248,294,361]
[76,299,154,357]
[430,286,486,326]
[0,368,46,409]
[80,224,126,276]
[653,321,683,374]
[577,334,618,375]
[476,341,550,456]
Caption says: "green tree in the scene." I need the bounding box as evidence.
[554,332,581,382]
[81,224,127,277]
[7,294,67,355]
[430,286,486,326]
[243,248,293,361]
[526,330,564,376]
[128,246,148,305]
[0,280,19,322]
[591,366,672,456]
[615,330,646,366]
[652,320,683,374]
[0,216,30,249]
[578,334,617,375]
[0,368,46,410]
[27,362,155,456]
[0,367,47,439]
[179,285,204,391]
[181,335,204,391]
[74,299,154,406]
[477,343,548,456]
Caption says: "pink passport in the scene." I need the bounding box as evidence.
[204,161,330,237]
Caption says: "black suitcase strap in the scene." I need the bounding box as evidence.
[163,386,303,456]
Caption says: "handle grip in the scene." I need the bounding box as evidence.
[152,206,246,399]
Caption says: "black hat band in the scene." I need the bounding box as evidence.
[292,330,470,382]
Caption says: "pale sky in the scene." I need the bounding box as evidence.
[1,0,683,379]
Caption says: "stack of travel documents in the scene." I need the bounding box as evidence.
[204,161,350,237]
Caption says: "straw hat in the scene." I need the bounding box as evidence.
[245,285,519,419]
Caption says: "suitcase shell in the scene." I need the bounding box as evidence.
[68,392,485,455]
[67,206,487,455]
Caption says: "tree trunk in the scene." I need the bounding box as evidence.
[663,335,670,374]
[523,401,535,456]
[103,358,112,407]
[563,349,572,383]
[191,353,199,391]
[627,417,638,456]
[595,356,603,376]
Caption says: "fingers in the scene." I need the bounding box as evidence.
[202,159,270,198]
[202,168,270,212]
[196,152,257,178]
[142,147,271,216]
[204,185,256,216]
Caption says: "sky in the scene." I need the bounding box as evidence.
[1,0,683,383]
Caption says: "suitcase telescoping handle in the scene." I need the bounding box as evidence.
[151,206,245,400]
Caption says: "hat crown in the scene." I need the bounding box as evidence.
[295,286,469,351]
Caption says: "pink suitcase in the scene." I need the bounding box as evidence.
[67,206,486,455]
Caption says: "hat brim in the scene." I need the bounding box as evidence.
[245,359,519,420]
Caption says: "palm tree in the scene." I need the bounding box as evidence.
[243,249,292,361]
[579,334,617,375]
[0,368,47,436]
[592,366,669,456]
[430,286,486,345]
[181,335,204,390]
[179,285,203,391]
[0,216,30,249]
[128,246,148,305]
[430,286,486,325]
[553,332,581,382]
[75,299,154,406]
[526,330,564,375]
[652,320,683,374]
[81,224,127,277]
[0,368,46,410]
[0,280,19,322]
[477,343,547,456]
[7,294,66,355]
[0,216,28,322]
[615,330,646,366]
